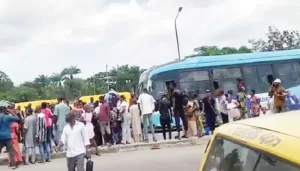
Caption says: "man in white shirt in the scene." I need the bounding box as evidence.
[137,88,157,142]
[55,111,90,171]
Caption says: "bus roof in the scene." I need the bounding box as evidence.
[149,49,300,79]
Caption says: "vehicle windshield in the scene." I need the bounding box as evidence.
[151,81,166,100]
[204,137,300,171]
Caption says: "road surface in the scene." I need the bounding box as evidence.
[0,145,206,171]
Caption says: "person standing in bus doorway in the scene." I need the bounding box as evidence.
[170,83,188,139]
[268,79,287,113]
[158,93,172,140]
[202,90,216,134]
[137,89,157,142]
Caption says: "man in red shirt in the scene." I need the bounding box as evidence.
[99,100,111,146]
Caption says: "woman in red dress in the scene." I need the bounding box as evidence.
[7,121,23,166]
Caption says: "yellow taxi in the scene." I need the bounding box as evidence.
[15,99,57,111]
[79,92,132,103]
[200,111,300,171]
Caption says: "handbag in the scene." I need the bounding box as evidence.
[86,157,94,171]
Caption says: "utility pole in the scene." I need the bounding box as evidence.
[175,7,183,60]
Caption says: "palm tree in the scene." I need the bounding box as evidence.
[62,66,81,80]
[50,73,66,87]
[32,74,51,99]
[34,74,51,88]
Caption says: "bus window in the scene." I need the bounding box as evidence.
[211,68,241,95]
[273,62,300,88]
[257,65,274,92]
[204,137,300,171]
[257,65,273,76]
[214,79,239,95]
[242,66,262,93]
[180,81,210,99]
[179,70,209,82]
[212,68,242,79]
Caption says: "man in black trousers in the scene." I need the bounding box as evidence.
[158,94,172,140]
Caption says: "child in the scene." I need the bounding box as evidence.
[110,108,121,145]
[111,122,119,145]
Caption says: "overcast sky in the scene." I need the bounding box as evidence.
[1,0,300,84]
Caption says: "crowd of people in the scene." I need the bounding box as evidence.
[0,77,293,170]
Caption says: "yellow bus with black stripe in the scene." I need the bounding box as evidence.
[200,111,300,171]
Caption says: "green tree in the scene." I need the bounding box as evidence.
[249,26,300,52]
[10,86,39,102]
[0,71,14,92]
[109,65,144,92]
[33,74,51,98]
[62,66,81,80]
[0,65,145,102]
[189,46,252,57]
[50,72,65,87]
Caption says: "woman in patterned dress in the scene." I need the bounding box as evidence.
[36,105,51,163]
[237,86,248,120]
[250,90,261,117]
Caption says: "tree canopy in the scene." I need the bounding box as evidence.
[187,26,300,57]
[249,26,300,52]
[0,65,145,103]
[190,46,252,57]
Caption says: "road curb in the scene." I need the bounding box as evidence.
[0,136,210,165]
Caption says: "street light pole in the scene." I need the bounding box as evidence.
[175,7,183,60]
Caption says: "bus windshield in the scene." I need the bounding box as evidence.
[151,81,166,100]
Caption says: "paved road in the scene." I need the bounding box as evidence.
[0,145,205,171]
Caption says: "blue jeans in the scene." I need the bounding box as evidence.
[39,141,51,161]
[46,127,52,151]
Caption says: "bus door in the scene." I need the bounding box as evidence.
[165,80,176,100]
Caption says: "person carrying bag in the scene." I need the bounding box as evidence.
[86,156,94,171]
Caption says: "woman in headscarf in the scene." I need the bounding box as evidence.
[73,101,84,121]
[130,99,142,143]
[119,95,132,144]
